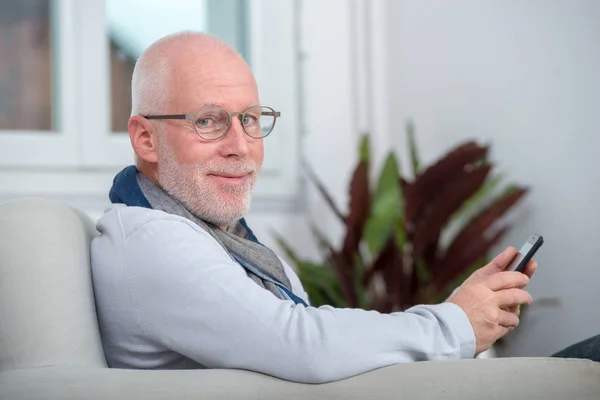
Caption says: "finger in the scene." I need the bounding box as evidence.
[501,305,521,317]
[495,288,532,307]
[478,247,519,275]
[511,305,521,317]
[522,260,537,280]
[484,271,529,291]
[495,325,511,339]
[497,309,520,327]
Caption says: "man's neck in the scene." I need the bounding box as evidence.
[136,162,160,186]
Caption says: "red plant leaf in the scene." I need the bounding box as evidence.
[422,237,440,272]
[444,187,528,259]
[333,160,371,309]
[363,236,400,285]
[342,161,370,255]
[381,248,405,311]
[404,142,488,231]
[363,236,405,312]
[304,162,346,224]
[433,225,510,292]
[400,177,411,192]
[411,164,492,259]
[327,247,358,308]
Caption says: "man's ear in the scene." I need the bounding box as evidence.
[129,115,158,163]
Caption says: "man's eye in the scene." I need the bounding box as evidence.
[242,115,258,125]
[196,118,213,127]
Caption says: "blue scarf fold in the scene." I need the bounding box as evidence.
[109,165,307,306]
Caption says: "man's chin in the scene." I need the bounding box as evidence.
[201,207,248,228]
[197,195,252,227]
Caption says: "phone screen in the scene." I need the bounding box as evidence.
[508,241,533,271]
[507,234,543,272]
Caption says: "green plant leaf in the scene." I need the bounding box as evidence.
[359,133,370,163]
[296,261,347,308]
[406,120,421,178]
[272,231,348,308]
[414,257,430,283]
[394,216,406,249]
[364,153,403,255]
[352,252,369,309]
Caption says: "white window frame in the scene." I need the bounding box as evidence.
[0,0,301,211]
[78,0,300,199]
[78,0,134,168]
[0,0,80,167]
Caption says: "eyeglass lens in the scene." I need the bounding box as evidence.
[193,106,276,139]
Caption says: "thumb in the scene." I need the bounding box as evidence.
[479,246,519,275]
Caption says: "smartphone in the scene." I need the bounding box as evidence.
[508,234,544,273]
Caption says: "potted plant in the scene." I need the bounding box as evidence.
[273,122,529,317]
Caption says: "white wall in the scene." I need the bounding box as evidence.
[386,0,600,356]
[246,0,373,261]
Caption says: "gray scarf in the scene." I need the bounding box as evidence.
[136,172,293,300]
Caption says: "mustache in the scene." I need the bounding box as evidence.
[197,162,259,175]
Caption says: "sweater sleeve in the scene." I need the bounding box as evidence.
[280,258,311,305]
[123,217,475,384]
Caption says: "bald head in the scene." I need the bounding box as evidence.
[131,31,247,116]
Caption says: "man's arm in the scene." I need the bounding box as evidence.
[123,217,475,384]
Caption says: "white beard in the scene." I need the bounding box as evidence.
[156,139,259,227]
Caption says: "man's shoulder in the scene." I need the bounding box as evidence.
[91,204,228,275]
[96,204,204,239]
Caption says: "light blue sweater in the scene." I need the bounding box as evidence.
[91,204,476,383]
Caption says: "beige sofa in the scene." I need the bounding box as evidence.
[1,198,599,400]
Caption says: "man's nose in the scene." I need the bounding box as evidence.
[220,117,251,158]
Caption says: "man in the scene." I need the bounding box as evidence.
[91,31,537,383]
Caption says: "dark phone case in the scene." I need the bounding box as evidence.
[514,236,544,272]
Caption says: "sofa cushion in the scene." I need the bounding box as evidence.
[1,358,600,399]
[0,198,107,371]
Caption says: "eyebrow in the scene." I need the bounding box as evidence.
[192,101,261,112]
[199,101,223,108]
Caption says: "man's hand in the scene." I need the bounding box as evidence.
[464,246,538,284]
[447,247,536,355]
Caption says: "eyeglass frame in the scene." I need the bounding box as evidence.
[141,105,281,140]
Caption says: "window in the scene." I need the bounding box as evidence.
[0,0,300,211]
[0,0,79,167]
[106,0,250,133]
[0,0,54,132]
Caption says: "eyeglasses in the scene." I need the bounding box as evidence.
[142,105,280,140]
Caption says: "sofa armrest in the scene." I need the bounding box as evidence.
[1,358,599,400]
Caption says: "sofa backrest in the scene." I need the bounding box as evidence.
[0,198,107,371]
